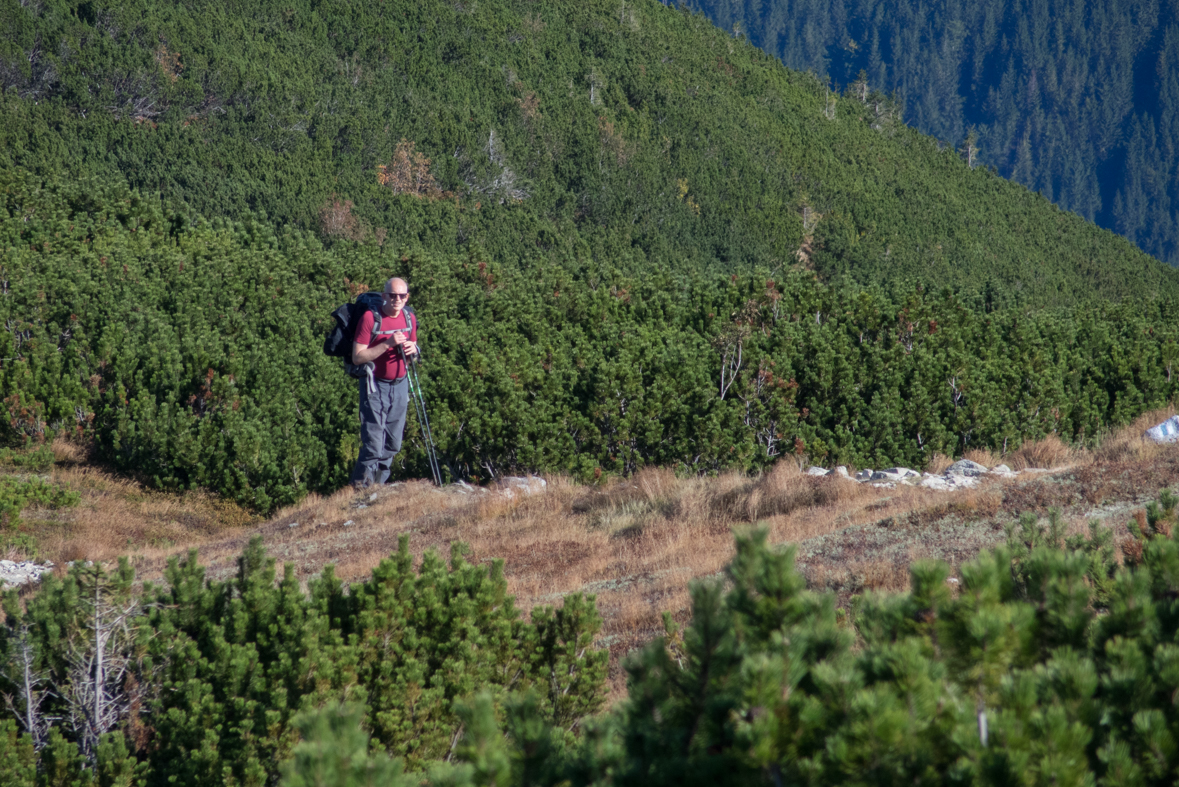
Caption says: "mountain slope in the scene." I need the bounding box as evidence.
[4,0,1179,511]
[0,0,1175,304]
[694,0,1179,264]
[5,168,1179,511]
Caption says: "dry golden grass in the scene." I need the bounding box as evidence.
[710,462,870,522]
[16,439,260,565]
[50,437,86,465]
[1007,434,1083,470]
[855,559,912,593]
[925,453,953,474]
[11,434,1179,698]
[963,448,998,469]
[115,460,913,695]
[1094,406,1177,464]
[805,558,910,595]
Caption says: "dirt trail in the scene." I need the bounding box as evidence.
[13,416,1179,698]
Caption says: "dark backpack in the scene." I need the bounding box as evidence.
[323,293,417,377]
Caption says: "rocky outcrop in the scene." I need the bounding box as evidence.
[0,560,54,588]
[450,476,548,499]
[946,459,988,477]
[871,468,921,483]
[498,475,548,498]
[820,460,1023,490]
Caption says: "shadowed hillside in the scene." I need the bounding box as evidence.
[695,0,1179,264]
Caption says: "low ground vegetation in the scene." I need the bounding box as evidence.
[7,416,1178,701]
[5,479,1179,785]
[5,171,1179,515]
[0,532,607,786]
[1,0,1172,303]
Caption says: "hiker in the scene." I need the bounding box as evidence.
[350,277,418,488]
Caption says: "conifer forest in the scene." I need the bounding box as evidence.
[2,0,1179,782]
[695,0,1179,264]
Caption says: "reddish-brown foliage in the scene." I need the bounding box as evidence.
[377,139,446,199]
[318,195,368,242]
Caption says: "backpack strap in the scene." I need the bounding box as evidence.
[364,296,415,338]
[352,292,386,344]
[390,306,418,362]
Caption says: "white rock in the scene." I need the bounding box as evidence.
[855,469,874,482]
[499,475,547,498]
[288,522,299,528]
[946,459,988,477]
[343,520,355,527]
[919,473,981,491]
[947,474,979,489]
[502,475,546,490]
[871,467,920,483]
[806,466,828,476]
[831,466,851,479]
[0,561,54,588]
[989,464,1017,476]
[1146,415,1179,443]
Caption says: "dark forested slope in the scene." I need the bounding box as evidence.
[0,0,1175,304]
[695,0,1179,265]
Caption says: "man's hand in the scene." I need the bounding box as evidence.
[353,332,416,365]
[392,331,418,357]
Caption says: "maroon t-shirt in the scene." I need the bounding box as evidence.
[354,309,416,380]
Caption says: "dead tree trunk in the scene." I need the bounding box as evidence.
[1,622,52,749]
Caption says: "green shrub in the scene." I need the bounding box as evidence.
[3,170,1179,512]
[0,536,606,786]
[0,476,79,527]
[0,0,1173,304]
[11,491,1179,785]
[0,446,54,472]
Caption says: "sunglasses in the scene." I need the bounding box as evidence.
[386,291,409,300]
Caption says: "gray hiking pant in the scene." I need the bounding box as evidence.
[350,376,409,487]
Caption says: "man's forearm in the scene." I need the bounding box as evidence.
[352,343,396,365]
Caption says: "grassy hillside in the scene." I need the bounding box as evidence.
[0,0,1176,305]
[4,0,1179,511]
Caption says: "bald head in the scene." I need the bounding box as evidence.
[381,277,409,315]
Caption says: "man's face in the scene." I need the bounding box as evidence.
[383,285,409,314]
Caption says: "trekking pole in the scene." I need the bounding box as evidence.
[402,350,443,486]
[409,356,443,486]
